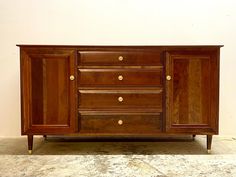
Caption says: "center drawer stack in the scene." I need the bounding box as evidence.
[77,49,164,134]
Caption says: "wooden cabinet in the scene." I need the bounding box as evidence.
[18,45,222,154]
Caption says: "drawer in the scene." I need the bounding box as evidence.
[78,90,163,111]
[78,69,163,87]
[79,114,162,134]
[78,51,162,66]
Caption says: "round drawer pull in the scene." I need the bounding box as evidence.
[118,75,123,81]
[70,75,75,81]
[166,75,172,81]
[118,56,124,61]
[118,96,123,102]
[118,120,123,125]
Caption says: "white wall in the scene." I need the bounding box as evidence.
[0,0,235,136]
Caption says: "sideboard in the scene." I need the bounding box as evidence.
[18,45,222,154]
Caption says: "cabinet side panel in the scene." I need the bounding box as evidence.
[20,49,31,134]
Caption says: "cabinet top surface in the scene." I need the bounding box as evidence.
[16,44,224,48]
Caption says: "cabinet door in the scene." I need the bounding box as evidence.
[165,51,219,133]
[20,48,77,134]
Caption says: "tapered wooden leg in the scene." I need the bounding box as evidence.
[207,135,213,153]
[28,135,33,154]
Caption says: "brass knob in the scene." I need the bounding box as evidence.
[118,120,123,125]
[118,75,123,81]
[118,56,124,61]
[70,75,75,81]
[166,75,171,81]
[118,96,123,102]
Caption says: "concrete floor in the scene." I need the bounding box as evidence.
[0,135,235,155]
[0,136,236,177]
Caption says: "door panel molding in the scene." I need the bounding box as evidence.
[165,51,219,133]
[20,48,77,134]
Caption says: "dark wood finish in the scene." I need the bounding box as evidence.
[18,45,222,152]
[79,114,162,134]
[165,51,219,134]
[27,135,33,151]
[207,135,213,150]
[78,51,163,66]
[20,47,77,134]
[78,68,163,87]
[79,90,163,110]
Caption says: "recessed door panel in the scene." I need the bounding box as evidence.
[165,51,219,133]
[20,48,77,134]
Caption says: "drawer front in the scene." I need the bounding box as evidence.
[78,69,163,87]
[79,91,163,110]
[78,51,162,66]
[79,114,162,134]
